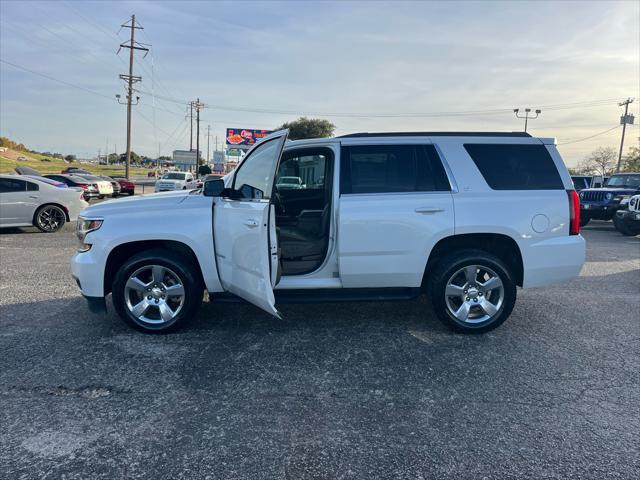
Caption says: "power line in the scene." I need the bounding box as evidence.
[557,125,620,145]
[0,58,115,100]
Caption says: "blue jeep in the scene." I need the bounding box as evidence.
[579,173,640,226]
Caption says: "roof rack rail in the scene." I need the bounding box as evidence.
[338,131,532,138]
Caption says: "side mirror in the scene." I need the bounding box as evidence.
[203,178,226,197]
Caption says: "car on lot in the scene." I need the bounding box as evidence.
[578,173,640,226]
[70,174,113,199]
[61,167,91,175]
[112,177,136,196]
[98,175,121,197]
[71,130,585,334]
[571,175,605,191]
[44,174,101,200]
[154,171,196,192]
[613,194,640,236]
[276,176,305,190]
[0,174,87,232]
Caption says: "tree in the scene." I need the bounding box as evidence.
[64,154,76,162]
[107,153,119,164]
[119,151,141,164]
[580,147,617,177]
[276,117,336,140]
[622,146,640,172]
[198,164,212,176]
[158,155,171,161]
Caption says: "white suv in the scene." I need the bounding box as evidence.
[71,130,585,333]
[154,172,196,192]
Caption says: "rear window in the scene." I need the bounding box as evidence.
[464,144,564,190]
[340,144,450,194]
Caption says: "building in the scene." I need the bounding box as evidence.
[172,150,200,172]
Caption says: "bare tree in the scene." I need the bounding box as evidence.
[582,147,617,177]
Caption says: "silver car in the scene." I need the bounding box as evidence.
[0,174,88,232]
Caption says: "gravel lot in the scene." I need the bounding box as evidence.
[0,219,638,479]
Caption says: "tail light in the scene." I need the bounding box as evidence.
[79,184,88,189]
[567,189,580,235]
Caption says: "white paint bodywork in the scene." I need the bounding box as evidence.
[0,174,88,228]
[71,133,585,314]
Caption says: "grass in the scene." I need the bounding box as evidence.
[0,151,149,177]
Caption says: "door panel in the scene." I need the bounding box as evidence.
[338,193,454,287]
[213,129,288,317]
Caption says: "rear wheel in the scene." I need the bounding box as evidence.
[428,250,516,333]
[34,205,66,233]
[112,249,203,333]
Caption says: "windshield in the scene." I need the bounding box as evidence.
[162,173,186,180]
[604,174,640,188]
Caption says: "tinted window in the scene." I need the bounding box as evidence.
[605,174,640,188]
[464,144,564,190]
[26,181,39,191]
[340,144,450,194]
[0,178,26,193]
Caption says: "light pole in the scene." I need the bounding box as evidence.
[514,108,541,133]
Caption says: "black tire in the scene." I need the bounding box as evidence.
[579,215,590,227]
[613,216,640,236]
[428,249,517,334]
[98,195,105,199]
[34,204,66,233]
[112,248,203,333]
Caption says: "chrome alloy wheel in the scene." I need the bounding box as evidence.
[124,265,185,325]
[37,206,65,232]
[444,265,504,324]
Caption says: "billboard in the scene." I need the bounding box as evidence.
[226,128,272,147]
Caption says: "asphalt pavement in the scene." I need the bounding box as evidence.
[0,220,638,479]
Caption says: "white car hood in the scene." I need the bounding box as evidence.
[81,190,191,217]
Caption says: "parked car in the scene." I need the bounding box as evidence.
[0,174,87,232]
[276,176,305,190]
[45,174,100,200]
[98,175,121,197]
[112,177,136,196]
[613,194,640,236]
[61,167,91,175]
[71,130,585,334]
[578,173,640,226]
[154,171,196,192]
[195,173,225,189]
[69,174,113,199]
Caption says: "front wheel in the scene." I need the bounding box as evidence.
[613,215,640,236]
[34,205,66,233]
[112,249,203,333]
[579,214,590,227]
[428,250,517,333]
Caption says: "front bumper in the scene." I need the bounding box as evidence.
[616,209,640,224]
[580,203,620,219]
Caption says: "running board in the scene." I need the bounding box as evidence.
[212,287,422,305]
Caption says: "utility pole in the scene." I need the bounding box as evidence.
[616,98,635,172]
[188,102,194,151]
[117,14,148,179]
[193,98,204,169]
[206,124,211,165]
[514,108,541,133]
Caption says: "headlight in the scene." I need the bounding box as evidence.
[76,217,103,252]
[579,191,584,198]
[605,192,613,201]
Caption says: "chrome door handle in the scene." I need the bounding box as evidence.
[244,219,259,228]
[29,195,39,199]
[415,207,444,214]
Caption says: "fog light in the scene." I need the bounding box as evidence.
[78,243,92,252]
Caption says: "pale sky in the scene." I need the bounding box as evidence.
[1,0,639,166]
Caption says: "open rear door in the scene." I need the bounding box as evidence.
[213,130,288,317]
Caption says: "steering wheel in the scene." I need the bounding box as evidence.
[273,190,286,215]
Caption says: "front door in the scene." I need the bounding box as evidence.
[213,130,289,317]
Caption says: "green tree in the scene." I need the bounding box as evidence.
[107,153,119,164]
[64,154,76,162]
[198,164,212,176]
[119,151,141,164]
[622,145,640,172]
[276,117,336,140]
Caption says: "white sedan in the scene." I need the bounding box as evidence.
[0,174,88,232]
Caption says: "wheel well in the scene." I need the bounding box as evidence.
[32,203,70,224]
[103,240,204,295]
[424,234,524,287]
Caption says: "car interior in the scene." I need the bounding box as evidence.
[273,147,334,275]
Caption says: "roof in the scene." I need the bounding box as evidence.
[338,131,532,138]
